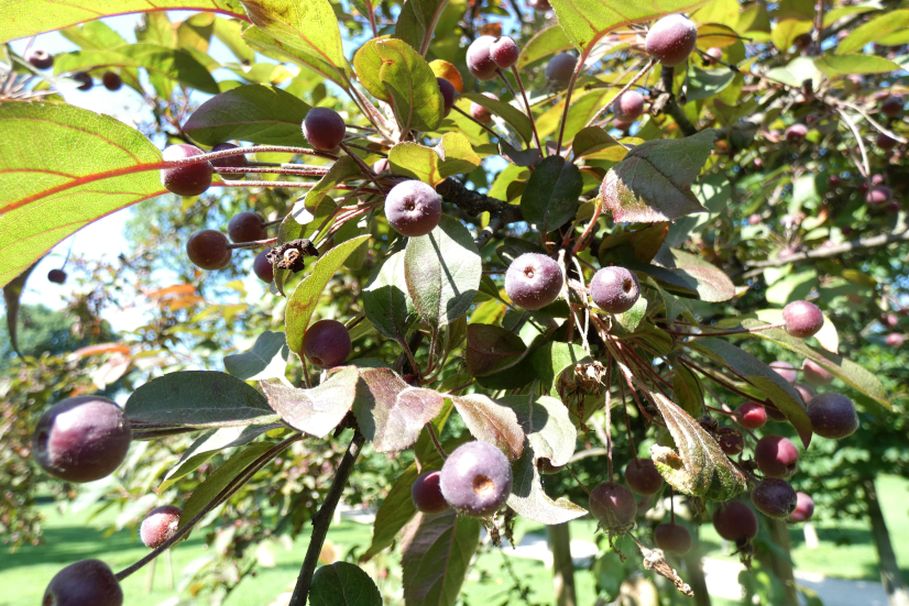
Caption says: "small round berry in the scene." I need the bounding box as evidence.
[590,266,640,313]
[881,95,903,118]
[372,158,390,174]
[886,332,906,348]
[160,144,214,196]
[546,52,577,88]
[210,142,250,169]
[785,123,808,142]
[43,559,123,606]
[794,383,815,406]
[802,359,833,385]
[384,180,443,237]
[713,501,758,543]
[504,253,563,310]
[770,360,798,384]
[466,36,499,81]
[302,319,352,368]
[412,471,449,513]
[788,492,815,522]
[227,211,267,243]
[654,523,692,555]
[72,71,93,91]
[624,458,663,495]
[470,92,498,124]
[529,0,551,9]
[783,300,824,338]
[26,49,53,70]
[865,185,892,207]
[751,478,797,519]
[437,77,457,116]
[588,482,637,530]
[33,396,132,483]
[253,249,274,283]
[645,14,698,66]
[186,230,232,270]
[48,269,67,284]
[807,393,859,439]
[736,402,768,430]
[101,71,122,91]
[302,107,346,152]
[140,505,182,549]
[877,133,898,151]
[716,427,744,455]
[615,90,645,120]
[704,47,723,65]
[754,435,799,478]
[439,441,512,517]
[490,36,520,69]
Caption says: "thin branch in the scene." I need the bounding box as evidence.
[436,179,522,223]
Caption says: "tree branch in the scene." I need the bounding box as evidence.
[436,179,522,224]
[288,432,365,606]
[654,66,697,136]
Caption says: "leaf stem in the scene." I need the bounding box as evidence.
[554,50,588,153]
[509,65,545,157]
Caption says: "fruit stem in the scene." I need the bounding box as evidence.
[554,48,588,153]
[451,104,501,140]
[509,65,545,157]
[214,166,329,178]
[425,422,448,458]
[226,237,278,250]
[664,322,785,337]
[587,57,655,132]
[289,432,365,606]
[339,142,386,192]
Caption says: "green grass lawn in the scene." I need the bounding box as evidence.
[4,475,907,605]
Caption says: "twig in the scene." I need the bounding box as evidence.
[436,179,522,223]
[509,66,545,156]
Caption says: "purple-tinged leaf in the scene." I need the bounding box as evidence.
[451,394,524,460]
[261,366,359,437]
[401,510,480,606]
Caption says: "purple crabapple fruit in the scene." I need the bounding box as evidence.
[588,482,637,530]
[302,107,346,152]
[470,92,498,124]
[384,179,443,237]
[302,319,351,368]
[802,359,833,385]
[436,77,456,116]
[490,36,520,69]
[625,458,664,495]
[227,211,267,243]
[33,396,131,483]
[504,253,563,310]
[794,383,815,406]
[704,47,723,65]
[210,142,250,169]
[770,360,798,384]
[808,393,858,439]
[654,523,692,555]
[865,185,892,207]
[72,71,93,91]
[439,441,512,517]
[466,36,499,80]
[42,559,123,606]
[886,333,906,348]
[26,49,53,70]
[616,90,645,120]
[717,427,745,455]
[529,0,551,9]
[372,158,390,174]
[160,144,214,196]
[881,95,903,117]
[546,52,577,88]
[763,401,788,421]
[411,471,449,513]
[751,478,797,519]
[789,492,815,522]
[877,133,897,151]
[101,71,122,91]
[782,300,824,338]
[590,266,640,313]
[736,402,768,430]
[713,501,758,543]
[140,505,182,549]
[186,230,232,270]
[48,269,67,284]
[754,435,799,478]
[645,14,698,66]
[253,249,274,283]
[785,123,808,142]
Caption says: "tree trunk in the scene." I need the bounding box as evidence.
[767,517,800,606]
[863,479,909,606]
[548,522,577,606]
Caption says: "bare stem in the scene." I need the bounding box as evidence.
[510,65,545,156]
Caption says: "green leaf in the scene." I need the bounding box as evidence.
[459,93,533,144]
[507,445,587,524]
[450,394,525,460]
[770,18,812,52]
[765,57,823,89]
[401,511,480,606]
[303,156,360,210]
[548,0,705,51]
[353,37,444,132]
[836,9,909,55]
[435,133,482,178]
[364,250,413,339]
[648,247,735,302]
[223,331,288,381]
[572,126,623,158]
[260,366,359,438]
[0,0,245,42]
[520,156,582,232]
[0,102,161,288]
[3,260,38,357]
[389,133,481,186]
[404,216,482,327]
[600,130,715,223]
[125,371,275,427]
[528,342,590,391]
[395,0,450,55]
[517,24,572,68]
[241,0,348,87]
[184,85,310,145]
[814,54,902,76]
[361,464,418,561]
[615,294,648,332]
[672,364,704,417]
[310,562,382,606]
[284,235,370,355]
[465,323,527,377]
[647,390,747,500]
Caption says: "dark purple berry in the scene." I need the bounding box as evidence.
[33,396,131,483]
[716,427,744,455]
[439,441,512,517]
[227,211,267,243]
[253,249,274,283]
[770,360,797,384]
[615,90,644,120]
[504,253,563,310]
[302,107,346,152]
[785,123,808,142]
[590,266,640,313]
[546,52,577,88]
[736,402,768,430]
[865,185,892,207]
[384,180,443,237]
[186,230,232,270]
[302,319,351,368]
[47,269,67,284]
[43,559,123,606]
[877,133,897,151]
[436,77,457,116]
[26,49,53,70]
[802,359,833,385]
[808,393,858,439]
[588,482,637,530]
[490,36,520,69]
[210,142,250,169]
[881,95,903,117]
[412,471,449,513]
[140,505,182,549]
[160,144,214,196]
[645,14,698,66]
[625,458,663,495]
[751,478,797,519]
[782,300,824,338]
[654,522,692,555]
[788,491,814,522]
[794,383,815,406]
[101,71,122,91]
[72,71,93,91]
[712,501,758,542]
[466,36,498,80]
[754,435,799,478]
